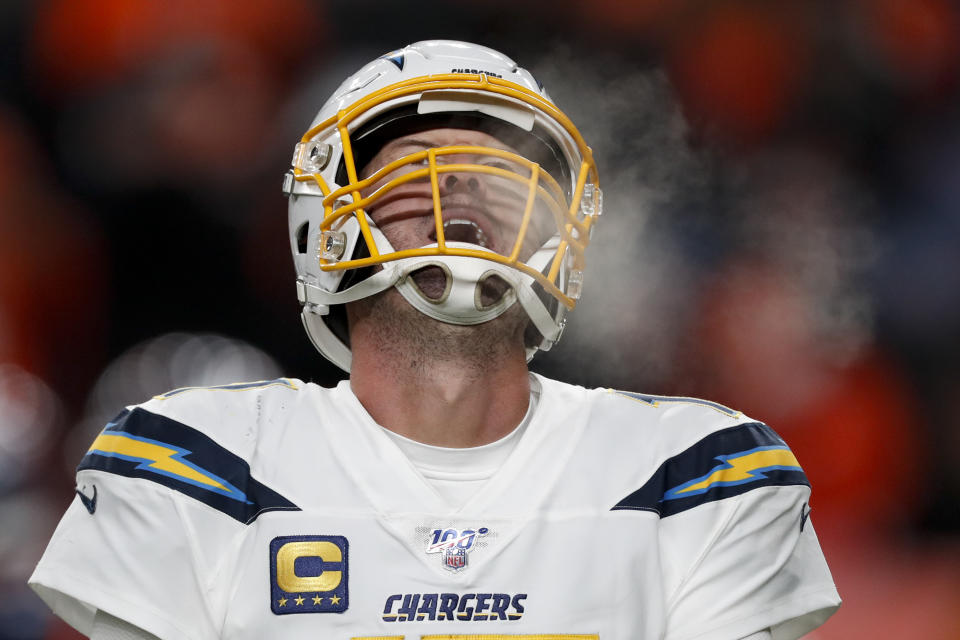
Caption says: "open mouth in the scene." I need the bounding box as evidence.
[439,218,491,249]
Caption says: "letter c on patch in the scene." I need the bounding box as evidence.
[276,540,343,592]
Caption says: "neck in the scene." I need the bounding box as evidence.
[347,291,532,447]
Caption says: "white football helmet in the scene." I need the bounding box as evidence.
[284,40,601,371]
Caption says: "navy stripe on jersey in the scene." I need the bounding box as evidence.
[611,422,809,518]
[78,408,299,524]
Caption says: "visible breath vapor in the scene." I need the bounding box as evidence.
[528,45,712,388]
[526,43,878,391]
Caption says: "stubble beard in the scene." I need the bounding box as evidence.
[348,286,530,380]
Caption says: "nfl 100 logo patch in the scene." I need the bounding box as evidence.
[425,527,489,572]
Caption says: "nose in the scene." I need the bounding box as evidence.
[440,172,483,195]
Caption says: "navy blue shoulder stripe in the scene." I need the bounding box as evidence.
[78,408,299,524]
[611,422,809,518]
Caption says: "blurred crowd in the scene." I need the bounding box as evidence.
[1,0,959,638]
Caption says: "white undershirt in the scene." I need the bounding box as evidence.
[380,375,540,505]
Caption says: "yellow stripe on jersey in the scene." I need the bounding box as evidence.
[673,447,801,496]
[80,408,298,523]
[612,422,809,517]
[88,432,232,493]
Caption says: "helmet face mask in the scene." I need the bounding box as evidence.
[355,126,563,260]
[285,40,601,372]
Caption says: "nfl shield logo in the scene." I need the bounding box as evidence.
[425,526,489,572]
[443,547,467,570]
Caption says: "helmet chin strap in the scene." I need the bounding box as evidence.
[298,238,563,342]
[393,243,518,326]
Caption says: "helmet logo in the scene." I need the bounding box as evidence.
[383,53,405,71]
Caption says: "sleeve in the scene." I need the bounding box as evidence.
[28,406,297,640]
[660,487,839,640]
[613,421,840,640]
[91,609,162,640]
[28,470,228,640]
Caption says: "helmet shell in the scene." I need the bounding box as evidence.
[286,40,600,371]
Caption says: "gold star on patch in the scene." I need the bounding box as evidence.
[277,598,288,607]
[294,596,305,606]
[329,595,341,605]
[312,595,323,605]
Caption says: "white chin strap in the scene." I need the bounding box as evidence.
[393,245,518,326]
[297,240,564,370]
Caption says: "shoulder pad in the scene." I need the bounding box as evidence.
[138,377,300,441]
[79,379,303,524]
[610,389,741,417]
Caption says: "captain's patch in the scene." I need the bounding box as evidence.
[270,535,349,614]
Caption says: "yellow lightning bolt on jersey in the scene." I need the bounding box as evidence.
[664,446,802,500]
[88,432,246,501]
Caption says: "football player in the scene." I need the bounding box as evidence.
[30,41,840,640]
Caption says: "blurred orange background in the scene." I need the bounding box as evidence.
[1,1,958,638]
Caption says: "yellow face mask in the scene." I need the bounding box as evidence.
[289,73,601,311]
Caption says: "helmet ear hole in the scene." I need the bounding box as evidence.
[295,222,310,254]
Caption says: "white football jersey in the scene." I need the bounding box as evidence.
[30,375,840,640]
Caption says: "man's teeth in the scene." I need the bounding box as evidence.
[442,219,490,248]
